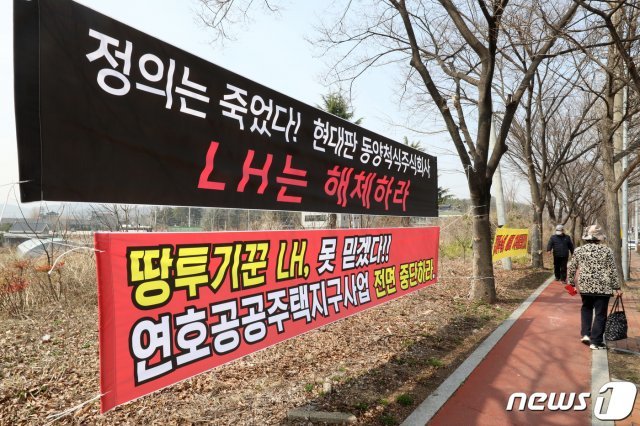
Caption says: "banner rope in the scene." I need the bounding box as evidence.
[436,275,496,282]
[44,393,104,425]
[0,180,31,188]
[0,180,31,224]
[48,246,104,275]
[438,205,488,232]
[436,204,512,290]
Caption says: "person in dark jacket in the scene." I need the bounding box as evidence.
[547,224,574,283]
[567,224,622,349]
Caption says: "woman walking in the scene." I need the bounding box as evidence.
[567,225,622,349]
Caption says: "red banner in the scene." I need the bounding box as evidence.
[95,227,439,412]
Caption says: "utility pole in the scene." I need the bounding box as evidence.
[635,192,638,254]
[611,5,627,282]
[490,118,511,270]
[622,86,629,280]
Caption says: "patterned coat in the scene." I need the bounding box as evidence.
[567,243,620,295]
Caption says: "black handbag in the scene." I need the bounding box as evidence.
[605,295,628,341]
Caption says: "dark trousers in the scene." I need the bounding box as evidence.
[554,256,569,281]
[580,295,610,345]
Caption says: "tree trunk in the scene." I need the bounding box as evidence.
[602,5,625,286]
[546,192,557,225]
[521,79,543,269]
[328,213,337,229]
[469,187,496,303]
[569,214,579,245]
[605,186,624,285]
[577,217,584,244]
[531,206,544,268]
[601,121,625,285]
[401,216,411,227]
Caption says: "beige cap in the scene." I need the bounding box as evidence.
[583,224,606,241]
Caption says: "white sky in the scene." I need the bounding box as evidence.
[0,0,528,211]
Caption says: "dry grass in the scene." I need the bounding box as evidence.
[0,242,550,425]
[0,248,96,317]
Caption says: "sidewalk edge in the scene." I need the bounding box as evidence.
[400,274,555,426]
[591,348,612,425]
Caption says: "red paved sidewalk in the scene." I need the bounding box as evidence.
[427,280,592,425]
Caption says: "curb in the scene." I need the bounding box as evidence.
[591,348,612,426]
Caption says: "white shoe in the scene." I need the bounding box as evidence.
[581,335,590,344]
[590,343,607,350]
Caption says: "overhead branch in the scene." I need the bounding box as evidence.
[438,0,490,58]
[392,0,473,171]
[614,155,640,191]
[489,2,580,177]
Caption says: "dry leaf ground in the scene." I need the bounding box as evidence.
[0,248,550,425]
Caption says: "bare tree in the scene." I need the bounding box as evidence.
[314,0,578,302]
[551,157,604,243]
[569,1,640,282]
[198,0,580,302]
[88,204,140,231]
[502,57,598,267]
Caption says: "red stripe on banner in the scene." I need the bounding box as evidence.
[95,227,439,412]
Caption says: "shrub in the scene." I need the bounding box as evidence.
[396,394,414,406]
[427,357,445,368]
[0,250,97,318]
[380,413,397,425]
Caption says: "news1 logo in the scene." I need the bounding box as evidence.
[506,381,637,420]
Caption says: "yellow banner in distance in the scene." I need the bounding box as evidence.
[492,228,529,262]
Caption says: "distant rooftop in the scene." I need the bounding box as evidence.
[8,220,51,234]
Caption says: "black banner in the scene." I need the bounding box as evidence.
[14,0,438,217]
